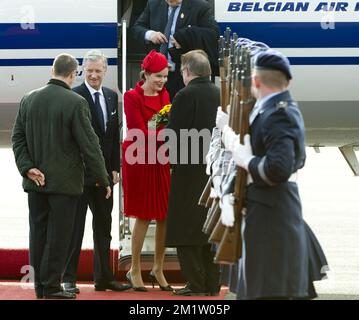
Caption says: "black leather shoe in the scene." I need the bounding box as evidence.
[174,287,208,296]
[63,282,80,294]
[95,280,132,292]
[44,291,76,299]
[36,292,44,299]
[35,285,44,299]
[206,286,221,296]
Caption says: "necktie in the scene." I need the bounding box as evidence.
[160,6,178,56]
[94,92,105,132]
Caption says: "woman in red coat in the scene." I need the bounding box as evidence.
[122,50,172,291]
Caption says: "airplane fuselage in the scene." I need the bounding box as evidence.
[1,0,358,150]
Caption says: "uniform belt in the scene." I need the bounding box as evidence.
[247,171,298,185]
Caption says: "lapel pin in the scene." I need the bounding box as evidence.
[180,13,184,19]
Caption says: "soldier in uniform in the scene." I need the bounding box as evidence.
[217,50,328,299]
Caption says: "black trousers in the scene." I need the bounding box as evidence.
[28,192,78,295]
[220,262,239,293]
[176,244,220,293]
[63,186,114,285]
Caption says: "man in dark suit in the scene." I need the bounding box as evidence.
[12,53,111,299]
[219,50,327,299]
[165,50,220,296]
[62,50,130,293]
[132,0,219,100]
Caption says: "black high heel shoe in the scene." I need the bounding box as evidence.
[149,271,174,291]
[126,271,148,292]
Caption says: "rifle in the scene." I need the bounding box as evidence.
[208,38,240,246]
[198,177,213,207]
[202,199,221,235]
[214,48,255,264]
[199,29,232,228]
[218,36,228,112]
[221,27,232,113]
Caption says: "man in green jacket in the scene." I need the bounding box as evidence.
[12,53,110,299]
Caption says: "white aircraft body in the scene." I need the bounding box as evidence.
[1,0,359,176]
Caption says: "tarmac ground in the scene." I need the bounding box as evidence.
[1,147,359,300]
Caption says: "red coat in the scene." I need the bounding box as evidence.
[122,81,171,220]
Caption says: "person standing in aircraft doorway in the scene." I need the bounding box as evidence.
[132,0,220,101]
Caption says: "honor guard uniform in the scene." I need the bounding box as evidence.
[218,49,328,300]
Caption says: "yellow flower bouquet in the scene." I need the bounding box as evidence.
[148,104,172,130]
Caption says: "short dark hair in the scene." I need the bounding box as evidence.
[254,69,289,89]
[53,53,79,77]
[181,50,211,77]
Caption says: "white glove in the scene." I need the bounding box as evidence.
[222,125,239,150]
[216,107,229,131]
[205,128,222,175]
[220,194,235,227]
[231,134,254,171]
[209,188,217,198]
[212,175,221,198]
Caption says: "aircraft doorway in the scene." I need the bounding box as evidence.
[117,0,215,91]
[118,0,147,92]
[117,0,181,280]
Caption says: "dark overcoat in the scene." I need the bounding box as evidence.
[132,0,219,72]
[132,0,219,99]
[238,90,327,299]
[165,77,219,246]
[11,79,109,195]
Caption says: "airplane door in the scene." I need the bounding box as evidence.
[118,0,148,92]
[118,0,215,91]
[117,0,215,277]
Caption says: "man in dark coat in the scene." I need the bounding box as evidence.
[219,50,328,299]
[132,0,219,100]
[165,50,220,296]
[62,50,130,293]
[11,53,110,299]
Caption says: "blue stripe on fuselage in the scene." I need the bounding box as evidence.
[290,57,359,65]
[218,22,359,48]
[1,21,359,65]
[1,57,359,66]
[0,23,117,49]
[1,21,358,49]
[0,58,118,66]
